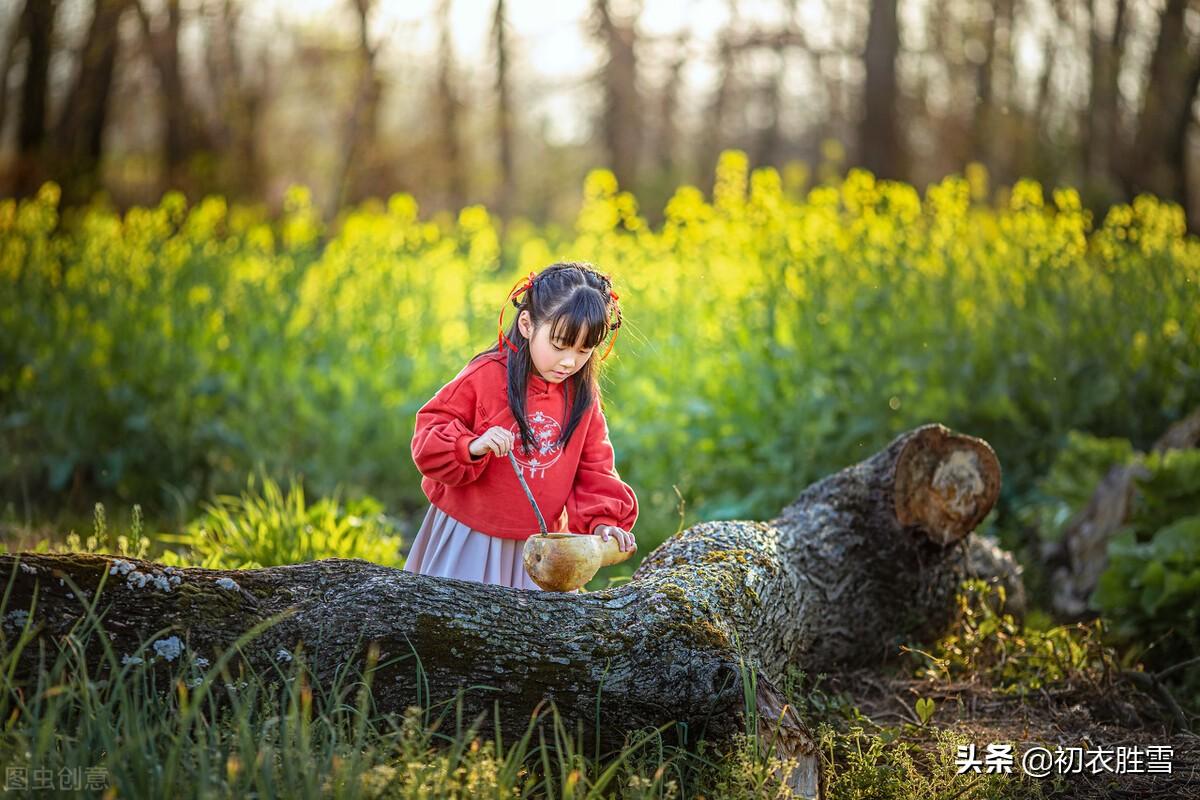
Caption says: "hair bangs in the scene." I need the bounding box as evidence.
[548,291,609,350]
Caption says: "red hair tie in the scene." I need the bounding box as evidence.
[600,288,621,361]
[496,271,624,360]
[498,271,538,353]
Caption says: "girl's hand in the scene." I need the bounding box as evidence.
[469,426,516,458]
[596,525,636,553]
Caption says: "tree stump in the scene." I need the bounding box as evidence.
[0,423,1020,799]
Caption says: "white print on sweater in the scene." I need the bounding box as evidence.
[509,410,563,479]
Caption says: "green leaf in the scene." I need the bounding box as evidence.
[47,455,75,491]
[1138,560,1166,615]
[915,697,936,725]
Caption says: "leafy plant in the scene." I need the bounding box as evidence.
[913,697,935,726]
[816,724,1043,800]
[1016,430,1137,543]
[1124,447,1200,538]
[157,469,407,569]
[905,579,1119,695]
[1092,450,1200,706]
[3,159,1197,560]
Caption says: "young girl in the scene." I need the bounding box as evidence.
[405,262,638,591]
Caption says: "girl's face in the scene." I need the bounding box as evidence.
[518,310,595,384]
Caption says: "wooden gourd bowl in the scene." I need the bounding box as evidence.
[522,532,633,592]
[507,450,633,592]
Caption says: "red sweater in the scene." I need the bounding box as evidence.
[410,351,639,540]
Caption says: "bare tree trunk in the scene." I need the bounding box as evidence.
[1020,0,1062,180]
[1031,25,1055,135]
[655,33,688,177]
[13,0,57,197]
[992,0,1017,181]
[970,0,997,171]
[592,0,642,191]
[1,424,1022,800]
[0,1,30,150]
[917,0,964,181]
[434,0,465,212]
[329,0,382,217]
[491,0,514,218]
[1122,0,1200,208]
[1085,0,1127,189]
[858,0,905,181]
[134,0,209,194]
[1105,0,1130,170]
[1174,56,1200,228]
[52,0,132,206]
[701,0,738,189]
[201,0,266,201]
[754,1,798,170]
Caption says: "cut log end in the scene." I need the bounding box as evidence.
[893,425,1001,546]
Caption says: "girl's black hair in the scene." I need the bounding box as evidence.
[468,262,623,456]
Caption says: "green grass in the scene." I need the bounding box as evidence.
[1,491,1157,799]
[0,558,796,799]
[1,549,1081,799]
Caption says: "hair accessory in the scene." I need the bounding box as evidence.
[599,285,622,362]
[495,269,624,360]
[498,270,539,353]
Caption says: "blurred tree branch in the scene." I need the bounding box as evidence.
[133,0,214,194]
[52,0,132,205]
[491,0,515,218]
[12,0,56,197]
[1122,0,1200,219]
[199,0,269,201]
[592,0,643,191]
[328,0,383,218]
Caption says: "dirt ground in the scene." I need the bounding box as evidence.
[823,667,1200,799]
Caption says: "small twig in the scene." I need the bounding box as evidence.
[944,774,988,800]
[1120,669,1191,732]
[507,451,547,535]
[892,693,922,725]
[1157,655,1200,682]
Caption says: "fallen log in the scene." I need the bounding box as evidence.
[0,423,1021,799]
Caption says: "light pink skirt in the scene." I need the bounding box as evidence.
[404,503,581,592]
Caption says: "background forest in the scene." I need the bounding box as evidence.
[2,1,1199,798]
[2,0,1199,230]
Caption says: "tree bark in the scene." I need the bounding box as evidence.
[200,0,266,202]
[700,0,740,190]
[434,0,465,213]
[653,33,688,179]
[1,423,1020,799]
[133,0,211,194]
[13,0,57,198]
[1122,0,1200,210]
[970,0,998,173]
[491,0,515,218]
[52,0,132,206]
[753,0,799,170]
[329,0,382,217]
[592,0,642,192]
[1085,0,1127,192]
[0,0,30,154]
[858,0,905,181]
